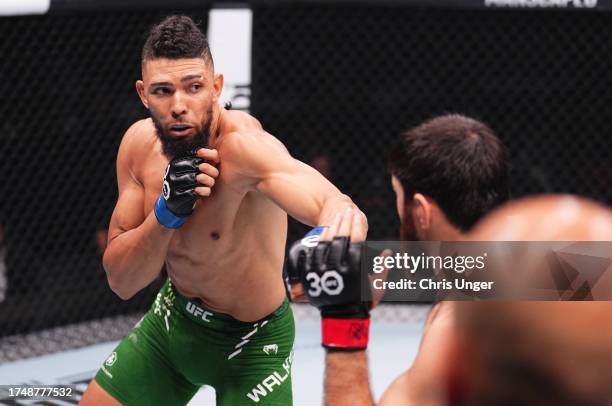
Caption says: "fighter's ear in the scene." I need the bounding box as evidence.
[212,73,224,102]
[391,176,405,222]
[412,193,432,233]
[136,80,149,109]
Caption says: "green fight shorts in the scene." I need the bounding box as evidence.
[94,279,295,405]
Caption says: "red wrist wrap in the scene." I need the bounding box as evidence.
[321,318,370,350]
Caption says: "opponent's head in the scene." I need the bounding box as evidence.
[136,15,223,157]
[388,114,509,240]
[450,195,612,405]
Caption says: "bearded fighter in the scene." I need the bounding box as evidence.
[287,114,510,405]
[80,15,366,406]
[291,194,612,405]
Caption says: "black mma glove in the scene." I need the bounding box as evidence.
[154,154,203,228]
[288,231,370,351]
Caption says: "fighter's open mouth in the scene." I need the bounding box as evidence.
[169,124,194,136]
[170,124,192,131]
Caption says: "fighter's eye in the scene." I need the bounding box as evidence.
[153,87,171,95]
[189,83,202,93]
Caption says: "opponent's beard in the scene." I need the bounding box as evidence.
[153,105,213,158]
[399,205,419,241]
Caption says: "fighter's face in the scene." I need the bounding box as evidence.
[136,58,223,157]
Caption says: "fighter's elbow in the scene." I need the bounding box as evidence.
[103,257,136,301]
[106,274,136,301]
[115,289,136,301]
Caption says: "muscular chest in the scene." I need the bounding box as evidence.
[140,157,246,242]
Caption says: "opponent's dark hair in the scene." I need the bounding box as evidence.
[388,114,510,231]
[142,15,212,66]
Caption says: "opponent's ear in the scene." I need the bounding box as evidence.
[136,80,149,109]
[212,73,224,102]
[391,176,405,222]
[412,193,432,237]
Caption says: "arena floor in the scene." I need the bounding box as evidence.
[0,306,427,405]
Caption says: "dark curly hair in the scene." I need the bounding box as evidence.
[142,15,212,67]
[388,114,510,231]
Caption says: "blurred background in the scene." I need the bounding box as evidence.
[0,0,611,402]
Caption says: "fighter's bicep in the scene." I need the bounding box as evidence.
[256,160,339,225]
[257,160,335,197]
[109,139,146,240]
[256,168,320,216]
[224,131,338,221]
[108,181,146,241]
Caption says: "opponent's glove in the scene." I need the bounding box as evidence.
[154,154,203,229]
[288,231,370,351]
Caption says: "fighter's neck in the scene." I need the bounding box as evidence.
[208,104,226,147]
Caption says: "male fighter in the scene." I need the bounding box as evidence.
[295,194,612,405]
[453,196,612,405]
[80,15,366,406]
[288,114,510,404]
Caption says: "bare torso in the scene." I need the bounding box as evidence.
[134,111,288,321]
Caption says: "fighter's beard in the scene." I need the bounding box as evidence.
[153,105,213,158]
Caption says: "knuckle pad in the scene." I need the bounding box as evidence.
[314,243,329,272]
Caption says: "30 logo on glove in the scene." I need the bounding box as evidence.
[305,270,344,297]
[288,232,370,351]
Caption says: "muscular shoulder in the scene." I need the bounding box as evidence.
[219,129,290,179]
[219,109,264,135]
[117,119,159,181]
[120,119,157,155]
[220,128,287,157]
[119,119,159,160]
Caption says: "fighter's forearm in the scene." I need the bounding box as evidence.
[325,351,375,406]
[318,194,367,229]
[103,212,174,300]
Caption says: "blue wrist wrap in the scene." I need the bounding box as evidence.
[300,226,328,247]
[154,195,186,229]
